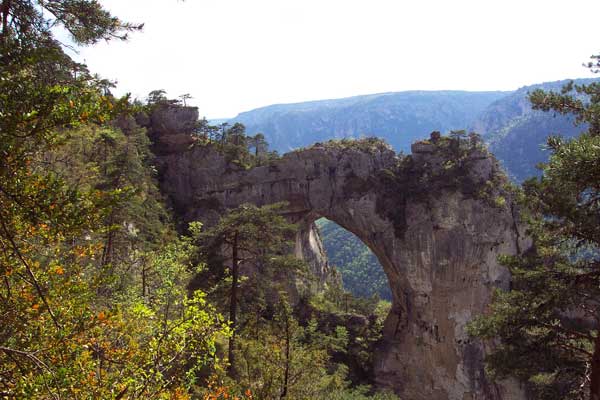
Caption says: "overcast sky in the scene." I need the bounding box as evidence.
[71,0,600,118]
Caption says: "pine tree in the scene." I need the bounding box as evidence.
[468,57,600,399]
[196,203,299,375]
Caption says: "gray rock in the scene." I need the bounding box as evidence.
[156,133,528,400]
[150,104,199,135]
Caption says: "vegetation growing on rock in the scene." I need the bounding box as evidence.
[339,130,510,237]
[296,137,392,154]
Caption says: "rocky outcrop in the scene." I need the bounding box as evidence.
[153,106,528,399]
[147,104,199,155]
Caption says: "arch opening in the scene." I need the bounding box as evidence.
[316,217,392,301]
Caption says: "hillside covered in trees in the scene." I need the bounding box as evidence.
[4,1,600,399]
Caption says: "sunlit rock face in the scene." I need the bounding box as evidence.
[153,107,528,400]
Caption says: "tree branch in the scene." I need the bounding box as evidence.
[0,212,61,329]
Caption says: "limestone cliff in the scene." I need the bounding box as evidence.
[143,104,329,286]
[151,106,529,399]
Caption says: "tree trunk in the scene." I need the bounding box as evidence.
[1,0,10,45]
[280,306,290,399]
[101,213,114,266]
[591,333,600,400]
[227,231,239,376]
[141,262,147,299]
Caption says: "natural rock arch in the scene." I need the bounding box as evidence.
[151,109,527,399]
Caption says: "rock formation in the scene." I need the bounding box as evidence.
[152,106,528,399]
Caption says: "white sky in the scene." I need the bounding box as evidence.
[71,0,600,119]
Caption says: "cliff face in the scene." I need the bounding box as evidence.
[153,108,528,399]
[228,90,508,153]
[470,79,595,182]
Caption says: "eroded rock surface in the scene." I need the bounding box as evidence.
[154,114,527,399]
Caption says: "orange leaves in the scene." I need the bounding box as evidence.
[71,243,100,259]
[74,246,87,258]
[28,223,49,236]
[203,384,252,400]
[22,290,35,302]
[97,311,107,322]
[53,265,64,275]
[170,387,191,400]
[79,370,97,387]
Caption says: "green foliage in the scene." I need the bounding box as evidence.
[468,64,600,399]
[227,296,346,399]
[216,288,397,400]
[150,103,281,169]
[467,244,593,398]
[195,203,300,288]
[1,1,141,47]
[298,137,392,154]
[194,203,305,377]
[194,204,397,398]
[0,3,403,399]
[50,123,171,253]
[0,4,229,394]
[0,119,230,398]
[479,79,597,182]
[301,284,390,386]
[314,386,400,400]
[529,80,600,136]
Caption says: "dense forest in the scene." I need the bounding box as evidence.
[316,219,390,301]
[2,1,600,399]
